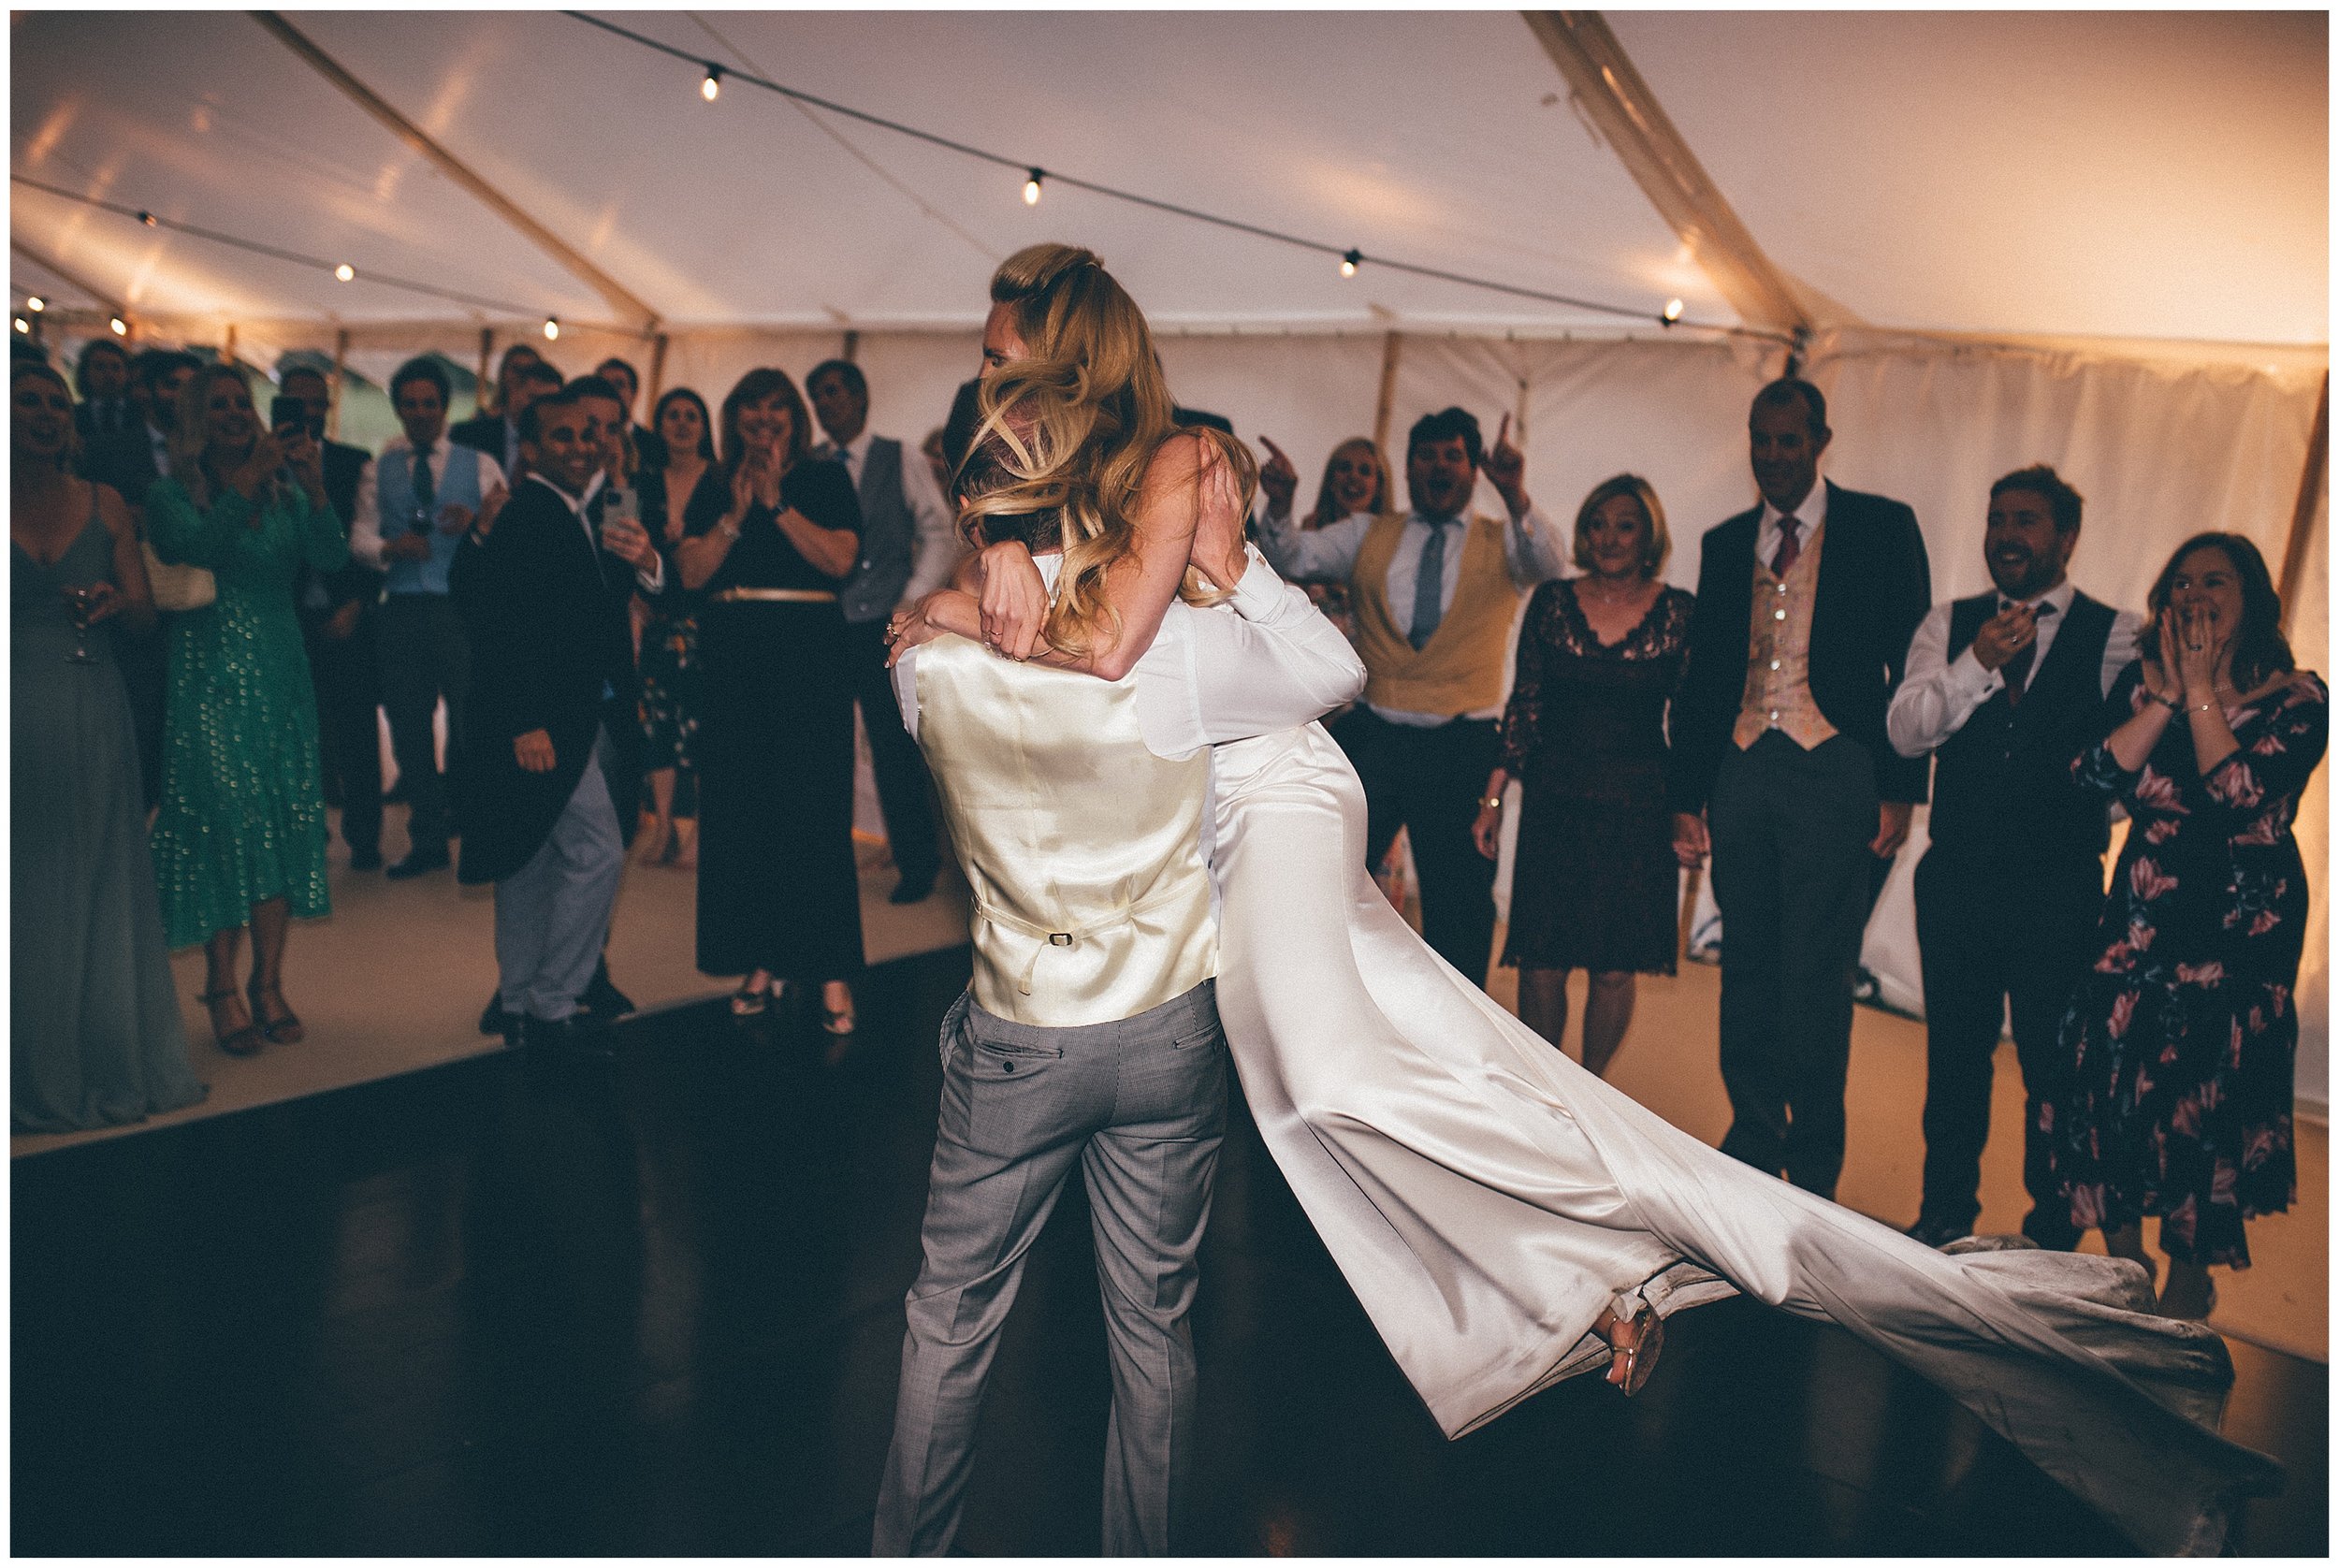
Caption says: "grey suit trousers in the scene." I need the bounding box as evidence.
[873,980,1228,1557]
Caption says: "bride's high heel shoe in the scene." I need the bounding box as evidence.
[1594,1301,1664,1397]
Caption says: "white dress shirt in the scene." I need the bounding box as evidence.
[526,471,665,596]
[349,433,506,571]
[834,428,961,603]
[1756,480,1829,571]
[1887,578,2143,758]
[1254,495,1563,724]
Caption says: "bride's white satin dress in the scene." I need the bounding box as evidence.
[1207,720,2279,1556]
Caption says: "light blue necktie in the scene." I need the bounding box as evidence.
[1409,517,1456,650]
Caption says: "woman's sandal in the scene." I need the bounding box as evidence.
[1597,1301,1664,1397]
[820,1004,857,1038]
[247,978,306,1045]
[731,977,773,1018]
[200,988,264,1057]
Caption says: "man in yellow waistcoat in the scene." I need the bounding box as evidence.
[1256,408,1565,984]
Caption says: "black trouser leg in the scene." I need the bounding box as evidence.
[1330,706,1404,873]
[1913,852,2005,1231]
[1709,742,1788,1178]
[1401,718,1500,987]
[379,595,467,851]
[2007,863,2102,1249]
[307,616,384,857]
[845,617,939,883]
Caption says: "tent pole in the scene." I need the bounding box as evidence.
[2277,370,2329,632]
[224,322,239,368]
[647,333,669,403]
[842,328,860,364]
[329,329,351,440]
[1520,11,1812,338]
[253,13,662,336]
[476,328,495,418]
[1373,331,1402,460]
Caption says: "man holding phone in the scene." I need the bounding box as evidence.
[354,356,508,879]
[278,365,388,870]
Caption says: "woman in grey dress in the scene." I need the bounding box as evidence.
[11,362,205,1132]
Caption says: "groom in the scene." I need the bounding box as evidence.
[871,457,1362,1555]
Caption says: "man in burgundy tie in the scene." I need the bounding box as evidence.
[1668,378,1932,1198]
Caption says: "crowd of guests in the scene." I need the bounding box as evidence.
[12,327,2323,1320]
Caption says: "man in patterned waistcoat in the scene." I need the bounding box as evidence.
[1670,377,1932,1200]
[1888,465,2138,1249]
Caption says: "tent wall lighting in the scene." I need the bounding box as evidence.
[109,317,127,336]
[25,296,44,312]
[1023,169,1044,207]
[701,65,722,103]
[543,317,560,341]
[334,263,356,283]
[1341,250,1361,279]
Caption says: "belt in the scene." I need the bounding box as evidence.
[709,588,838,604]
[975,877,1200,996]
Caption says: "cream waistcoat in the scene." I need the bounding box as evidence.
[1733,520,1839,751]
[913,633,1217,1028]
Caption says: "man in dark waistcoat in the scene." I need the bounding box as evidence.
[278,365,385,869]
[1887,465,2140,1248]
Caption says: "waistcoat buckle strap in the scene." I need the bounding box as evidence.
[976,877,1199,995]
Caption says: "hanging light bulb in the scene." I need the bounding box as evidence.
[1340,250,1361,279]
[25,296,44,313]
[543,317,560,342]
[701,65,723,102]
[1662,298,1684,325]
[12,316,28,335]
[334,263,356,283]
[1023,168,1044,207]
[138,211,157,227]
[109,316,128,336]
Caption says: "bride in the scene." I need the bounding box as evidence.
[890,242,2280,1555]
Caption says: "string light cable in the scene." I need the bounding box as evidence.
[563,10,1786,343]
[10,173,545,319]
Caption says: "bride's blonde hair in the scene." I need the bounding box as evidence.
[964,243,1253,659]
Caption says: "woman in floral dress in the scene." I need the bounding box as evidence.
[2050,532,2325,1319]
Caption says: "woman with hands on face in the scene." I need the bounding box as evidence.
[12,363,207,1130]
[681,369,865,1034]
[2048,532,2326,1321]
[144,364,350,1059]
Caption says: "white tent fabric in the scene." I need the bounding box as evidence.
[11,10,2327,1100]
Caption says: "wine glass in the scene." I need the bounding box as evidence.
[61,585,101,664]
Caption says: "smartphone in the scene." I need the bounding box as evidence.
[270,396,324,441]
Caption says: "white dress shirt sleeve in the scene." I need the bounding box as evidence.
[1502,500,1567,587]
[345,457,383,570]
[898,443,964,604]
[1887,602,1999,758]
[1140,544,1367,758]
[1254,507,1370,584]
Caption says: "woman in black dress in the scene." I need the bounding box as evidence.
[1475,474,1692,1076]
[2049,532,2325,1320]
[675,369,864,1031]
[635,387,723,868]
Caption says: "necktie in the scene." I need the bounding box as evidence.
[2000,599,2056,701]
[1770,514,1802,576]
[1409,518,1454,650]
[410,443,436,532]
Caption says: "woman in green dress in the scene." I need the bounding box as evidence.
[11,362,207,1130]
[146,364,348,1055]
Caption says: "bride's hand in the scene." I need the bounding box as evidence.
[977,540,1049,661]
[885,589,981,667]
[1188,439,1249,590]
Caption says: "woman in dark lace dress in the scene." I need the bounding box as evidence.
[1475,475,1692,1075]
[2049,532,2325,1320]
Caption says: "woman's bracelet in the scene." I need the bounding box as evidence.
[716,515,742,543]
[2188,699,2221,716]
[2150,689,2184,713]
[1478,795,1504,812]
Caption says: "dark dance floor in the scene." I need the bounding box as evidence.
[14,945,2326,1556]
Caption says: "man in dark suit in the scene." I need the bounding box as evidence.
[451,388,660,1054]
[1888,466,2139,1248]
[1670,377,1932,1198]
[72,338,136,451]
[278,365,386,869]
[449,347,558,480]
[807,357,956,905]
[83,347,201,809]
